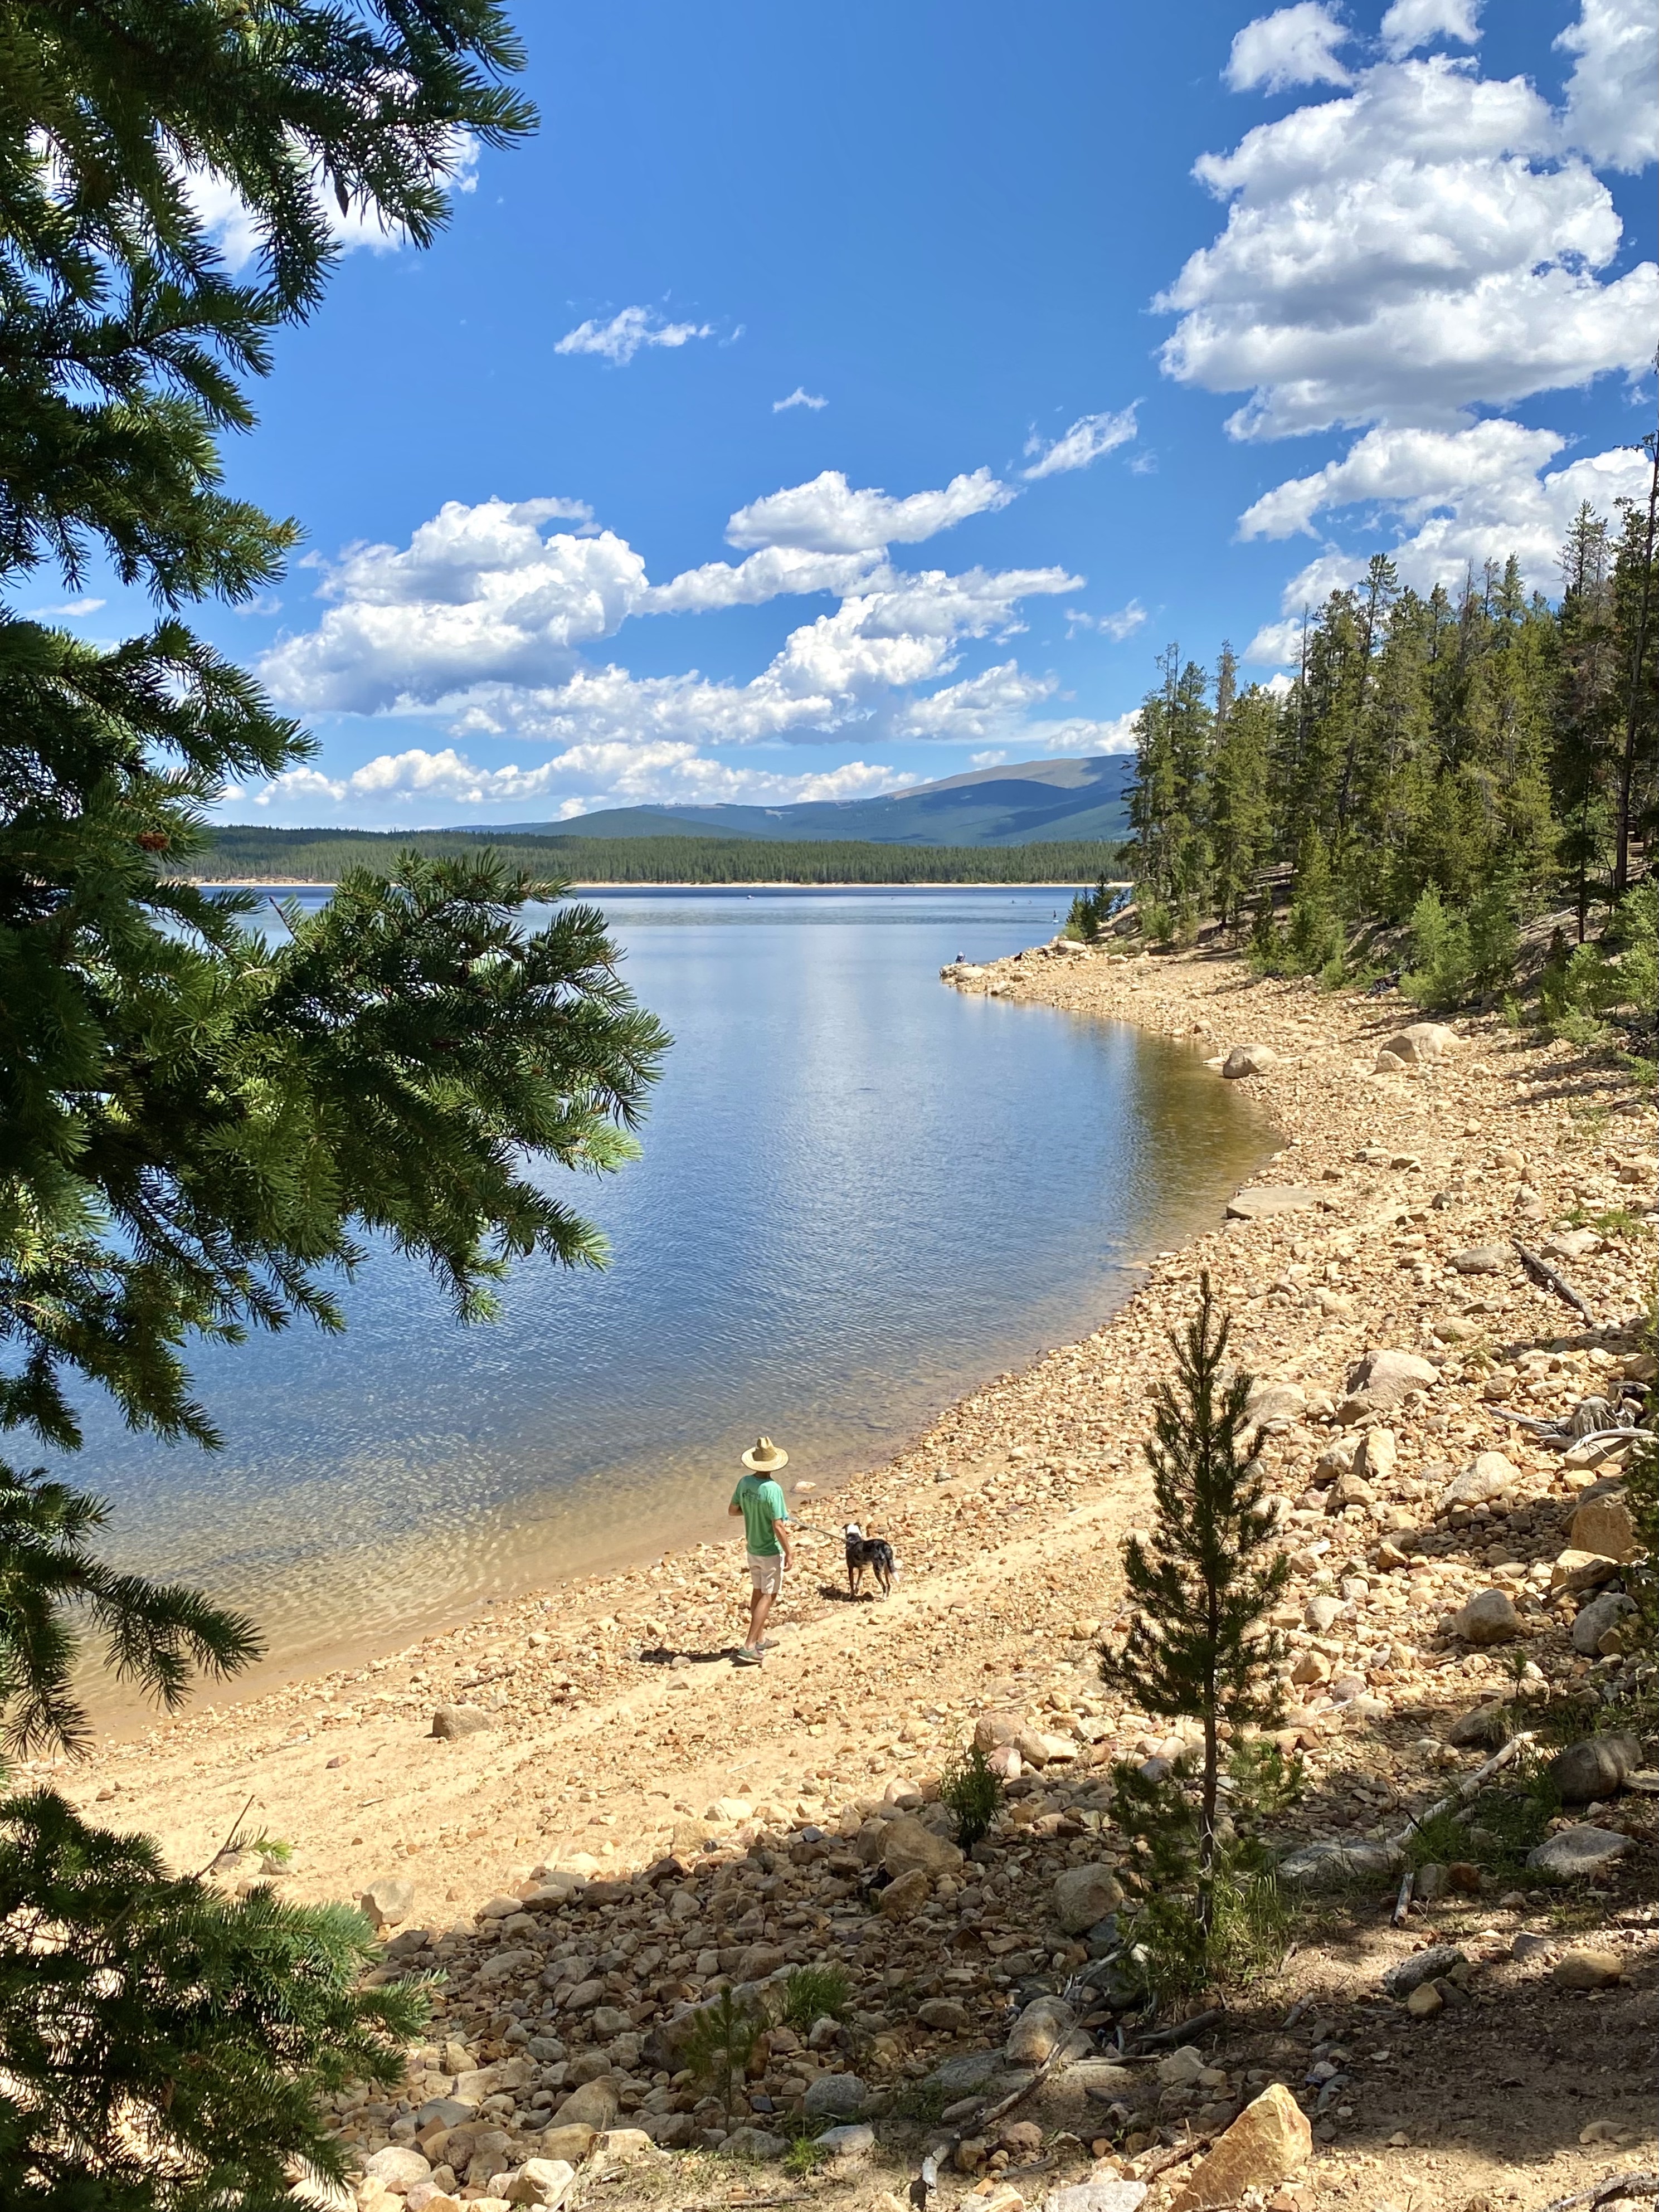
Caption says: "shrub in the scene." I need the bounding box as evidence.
[681,1987,760,2112]
[1401,885,1473,1011]
[781,1962,850,2033]
[1066,875,1118,943]
[938,1741,1004,1850]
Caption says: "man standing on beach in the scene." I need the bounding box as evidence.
[729,1436,794,1665]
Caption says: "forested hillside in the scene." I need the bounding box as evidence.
[1119,490,1657,1027]
[199,826,1127,886]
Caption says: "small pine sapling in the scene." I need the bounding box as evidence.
[682,1987,760,2114]
[1101,1273,1291,1946]
[938,1741,1004,1850]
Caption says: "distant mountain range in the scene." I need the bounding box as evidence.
[460,753,1135,848]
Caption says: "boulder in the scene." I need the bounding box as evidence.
[363,2147,432,2192]
[1279,1839,1402,1888]
[1167,2084,1312,2212]
[1246,1380,1307,1429]
[1449,1589,1521,1645]
[802,2072,867,2121]
[1225,1185,1324,1220]
[1549,1550,1620,1596]
[974,1712,1022,1753]
[1572,1589,1636,1656]
[1156,2045,1208,2088]
[1327,1471,1375,1512]
[1542,1228,1603,1261]
[1053,1863,1127,1935]
[815,2123,875,2162]
[1356,1427,1398,1483]
[1345,1348,1439,1408]
[722,2126,787,2160]
[1379,1022,1458,1066]
[1006,1994,1074,2065]
[882,1815,964,1880]
[430,1704,493,1739]
[502,2160,577,2209]
[548,2079,619,2132]
[1526,1825,1634,1879]
[1451,1247,1509,1275]
[359,1875,416,1929]
[879,1867,931,1918]
[1547,1733,1642,1806]
[917,1997,971,2031]
[1439,1453,1519,1511]
[1446,1704,1511,1750]
[1222,1044,1278,1079]
[1569,1494,1637,1562]
[927,2051,1004,2094]
[1382,1945,1466,2000]
[534,2126,596,2165]
[1313,1434,1363,1485]
[1552,1949,1625,1991]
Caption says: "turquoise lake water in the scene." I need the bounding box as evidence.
[76,886,1272,1697]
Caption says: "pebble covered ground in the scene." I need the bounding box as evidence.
[52,940,1657,2212]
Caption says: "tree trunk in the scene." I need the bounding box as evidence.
[1614,443,1658,900]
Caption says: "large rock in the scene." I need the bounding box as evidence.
[1552,1949,1625,1991]
[974,1712,1022,1753]
[1550,1550,1620,1596]
[1167,2084,1312,2212]
[1279,1839,1402,1888]
[879,1867,932,1918]
[1225,1185,1324,1220]
[1346,1348,1439,1406]
[1447,1703,1511,1750]
[362,2146,432,2191]
[431,1703,494,1739]
[549,2079,619,2132]
[1548,1733,1642,1806]
[1053,1863,1127,1935]
[1439,1453,1519,1511]
[1569,1494,1637,1562]
[1449,1589,1521,1645]
[1356,1427,1397,1483]
[882,1814,964,1879]
[1451,1246,1510,1275]
[1246,1380,1307,1429]
[802,2072,867,2120]
[1526,1825,1635,1879]
[503,2159,577,2208]
[1006,1994,1074,2065]
[1572,1590,1636,1655]
[535,2126,597,2165]
[722,2126,788,2160]
[1222,1044,1278,1079]
[815,2122,876,2162]
[1378,1022,1458,1066]
[359,1874,416,1929]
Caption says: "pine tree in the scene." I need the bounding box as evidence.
[1101,1274,1290,1940]
[1210,665,1274,931]
[1611,442,1659,900]
[1554,504,1619,942]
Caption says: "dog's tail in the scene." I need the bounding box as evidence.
[888,1551,902,1583]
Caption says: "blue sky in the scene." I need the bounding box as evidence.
[34,0,1658,826]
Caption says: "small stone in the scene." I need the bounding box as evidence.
[1447,1704,1511,1750]
[534,2127,596,2165]
[1356,1426,1397,1483]
[815,2122,875,2162]
[1383,1946,1466,1999]
[1451,1248,1510,1275]
[363,2147,432,2192]
[1226,1185,1323,1219]
[1404,1983,1443,2018]
[882,1814,964,1880]
[1439,1453,1519,1511]
[802,2073,868,2121]
[1156,2045,1208,2088]
[1549,1733,1642,1804]
[1572,1590,1636,1655]
[1552,1948,1624,1991]
[1526,1825,1634,1879]
[1047,2187,1149,2212]
[1327,1471,1375,1512]
[1550,1550,1620,1596]
[359,1875,416,1929]
[548,2079,619,2132]
[1304,1594,1342,1631]
[917,1997,971,2031]
[1167,2084,1312,2212]
[1278,1839,1401,1888]
[722,2126,788,2160]
[1053,1863,1127,1935]
[1449,1589,1521,1645]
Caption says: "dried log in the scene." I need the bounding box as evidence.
[1392,1867,1415,1925]
[1124,2007,1224,2053]
[1389,1733,1531,1848]
[1514,1239,1597,1321]
[1537,2171,1658,2212]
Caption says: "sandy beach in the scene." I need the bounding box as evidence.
[51,938,1656,2212]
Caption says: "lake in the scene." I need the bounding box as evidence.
[75,886,1273,1707]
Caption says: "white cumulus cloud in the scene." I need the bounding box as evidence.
[1159,52,1656,438]
[1558,0,1658,171]
[1379,0,1481,59]
[726,467,1013,553]
[1225,4,1351,93]
[1066,599,1148,641]
[553,306,714,365]
[1021,405,1140,480]
[772,387,828,412]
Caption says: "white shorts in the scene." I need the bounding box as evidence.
[748,1552,785,1596]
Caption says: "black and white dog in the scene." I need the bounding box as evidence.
[844,1522,900,1599]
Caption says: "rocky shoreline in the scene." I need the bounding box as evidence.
[54,941,1657,2212]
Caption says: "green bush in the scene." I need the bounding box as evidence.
[938,1742,1004,1850]
[1401,885,1473,1011]
[1066,875,1118,943]
[680,1987,760,2112]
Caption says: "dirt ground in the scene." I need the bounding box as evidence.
[48,937,1657,2212]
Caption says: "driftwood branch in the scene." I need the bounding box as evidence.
[1392,1868,1415,1925]
[1389,1733,1531,1848]
[1139,2137,1210,2180]
[1538,2171,1658,2212]
[1514,1240,1597,1321]
[1124,2008,1224,2053]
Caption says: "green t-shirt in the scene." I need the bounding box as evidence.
[732,1474,789,1557]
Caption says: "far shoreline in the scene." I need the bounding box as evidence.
[186,877,1129,891]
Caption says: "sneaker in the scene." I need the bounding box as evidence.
[732,1646,762,1665]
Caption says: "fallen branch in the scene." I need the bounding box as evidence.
[1514,1239,1597,1321]
[1138,2137,1210,2181]
[1388,1732,1532,1849]
[1392,1868,1414,1926]
[1537,2171,1658,2212]
[969,2047,1062,2136]
[1124,2008,1224,2053]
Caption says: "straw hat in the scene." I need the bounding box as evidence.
[741,1435,789,1472]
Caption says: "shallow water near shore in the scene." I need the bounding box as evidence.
[74,887,1274,1714]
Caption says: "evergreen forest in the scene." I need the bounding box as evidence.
[1120,501,1658,1036]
